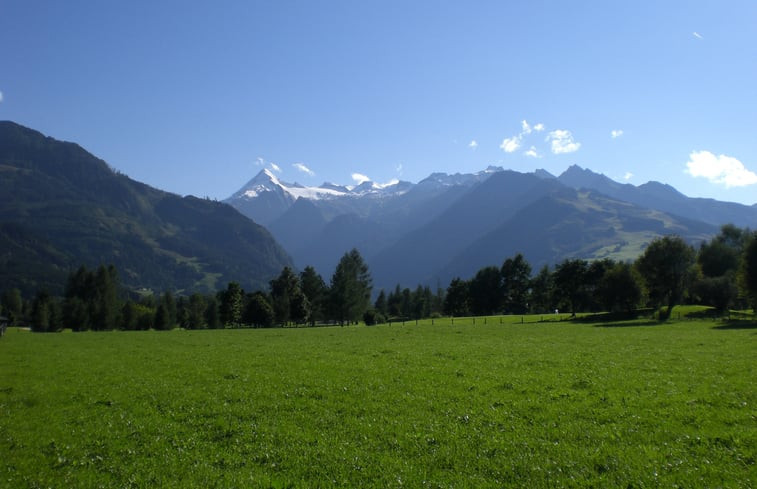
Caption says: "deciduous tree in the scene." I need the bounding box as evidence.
[553,259,589,314]
[636,235,695,320]
[742,232,757,309]
[444,278,470,317]
[501,253,532,314]
[469,266,502,316]
[600,262,643,314]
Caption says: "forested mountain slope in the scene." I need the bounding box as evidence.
[0,121,292,295]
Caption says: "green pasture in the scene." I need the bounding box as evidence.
[0,313,755,488]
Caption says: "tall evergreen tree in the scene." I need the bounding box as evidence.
[329,249,372,325]
[186,293,207,329]
[412,285,427,319]
[300,266,327,325]
[205,295,221,329]
[387,284,403,317]
[91,265,120,330]
[529,265,553,313]
[270,267,301,326]
[401,288,412,318]
[244,291,275,328]
[157,290,177,330]
[374,289,388,317]
[1,288,23,326]
[31,290,57,332]
[219,282,244,327]
[154,302,171,330]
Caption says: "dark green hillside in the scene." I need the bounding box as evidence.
[0,121,292,295]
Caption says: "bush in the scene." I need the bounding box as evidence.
[363,309,385,326]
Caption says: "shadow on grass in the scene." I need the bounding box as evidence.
[592,319,663,328]
[686,309,722,319]
[570,311,662,328]
[712,320,757,330]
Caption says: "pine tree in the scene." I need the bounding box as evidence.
[374,290,388,316]
[205,296,221,329]
[186,293,207,329]
[1,289,23,326]
[219,282,244,327]
[329,249,372,325]
[300,266,327,326]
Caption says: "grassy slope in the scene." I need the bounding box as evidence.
[0,316,754,488]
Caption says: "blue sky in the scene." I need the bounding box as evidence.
[2,1,756,205]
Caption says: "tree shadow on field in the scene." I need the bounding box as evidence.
[571,311,662,328]
[712,320,757,330]
[592,319,662,328]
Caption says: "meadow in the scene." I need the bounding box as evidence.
[0,313,755,488]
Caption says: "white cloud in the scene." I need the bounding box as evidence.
[269,163,282,173]
[546,129,581,154]
[292,162,314,176]
[395,163,403,175]
[524,146,541,158]
[255,157,265,166]
[500,136,521,153]
[352,173,371,184]
[685,150,757,187]
[611,129,624,139]
[469,140,478,150]
[501,120,547,154]
[693,31,703,40]
[624,172,633,180]
[0,91,3,103]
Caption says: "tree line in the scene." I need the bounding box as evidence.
[0,249,373,332]
[438,225,757,321]
[2,225,756,332]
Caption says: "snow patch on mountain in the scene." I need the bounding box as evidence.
[232,169,414,202]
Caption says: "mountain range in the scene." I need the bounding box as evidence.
[227,164,756,291]
[3,119,754,297]
[0,121,292,296]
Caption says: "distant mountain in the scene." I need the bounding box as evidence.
[441,186,716,283]
[557,165,757,228]
[226,163,740,291]
[369,171,567,288]
[225,169,415,226]
[0,121,292,296]
[226,167,500,279]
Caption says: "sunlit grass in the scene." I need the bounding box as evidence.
[0,315,754,487]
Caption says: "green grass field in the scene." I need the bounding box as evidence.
[1,313,755,488]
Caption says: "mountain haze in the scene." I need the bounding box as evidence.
[226,165,739,291]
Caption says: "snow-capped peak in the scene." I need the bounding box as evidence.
[234,169,349,201]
